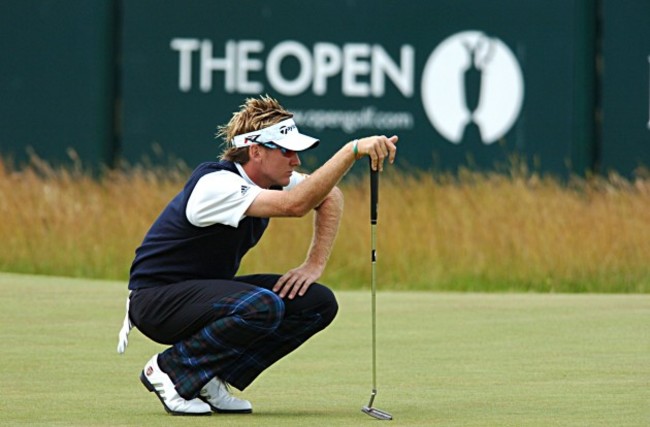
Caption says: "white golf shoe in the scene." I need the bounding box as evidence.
[140,354,212,416]
[199,377,253,413]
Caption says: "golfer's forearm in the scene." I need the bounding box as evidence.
[288,142,356,215]
[305,187,343,268]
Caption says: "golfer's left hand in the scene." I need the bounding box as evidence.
[273,263,323,299]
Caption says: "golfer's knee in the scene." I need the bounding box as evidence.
[322,293,338,327]
[314,285,339,328]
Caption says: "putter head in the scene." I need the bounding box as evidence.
[362,406,393,420]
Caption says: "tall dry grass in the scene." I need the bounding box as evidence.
[0,157,184,279]
[1,157,648,292]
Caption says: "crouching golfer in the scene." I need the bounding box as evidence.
[117,95,398,415]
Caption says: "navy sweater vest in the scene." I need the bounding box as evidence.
[128,161,269,290]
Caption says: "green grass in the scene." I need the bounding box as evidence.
[1,273,648,426]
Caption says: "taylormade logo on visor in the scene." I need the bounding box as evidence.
[280,124,296,134]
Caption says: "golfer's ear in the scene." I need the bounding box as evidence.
[249,145,262,160]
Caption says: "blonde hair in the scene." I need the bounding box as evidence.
[217,95,293,163]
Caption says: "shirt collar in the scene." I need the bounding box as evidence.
[234,162,257,187]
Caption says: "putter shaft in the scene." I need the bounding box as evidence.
[360,165,392,420]
[371,222,378,393]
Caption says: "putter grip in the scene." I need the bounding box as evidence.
[370,161,378,224]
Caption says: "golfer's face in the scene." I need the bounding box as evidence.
[261,145,300,187]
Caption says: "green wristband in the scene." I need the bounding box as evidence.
[352,139,359,157]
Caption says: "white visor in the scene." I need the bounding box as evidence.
[231,118,319,152]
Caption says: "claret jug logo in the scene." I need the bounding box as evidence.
[421,31,524,144]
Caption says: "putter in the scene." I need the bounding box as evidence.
[361,161,393,421]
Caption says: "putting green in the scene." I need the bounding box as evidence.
[1,273,648,426]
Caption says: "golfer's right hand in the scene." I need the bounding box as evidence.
[355,135,398,171]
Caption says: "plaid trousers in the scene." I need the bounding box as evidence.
[129,275,338,400]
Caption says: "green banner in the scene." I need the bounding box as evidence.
[0,0,116,168]
[600,0,650,177]
[120,0,596,175]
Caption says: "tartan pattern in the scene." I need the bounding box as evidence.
[157,287,328,399]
